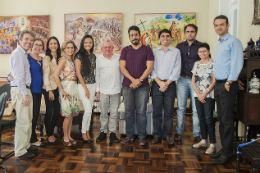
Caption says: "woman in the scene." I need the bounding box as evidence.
[191,43,216,154]
[53,40,79,147]
[7,39,45,147]
[42,36,61,144]
[75,35,96,143]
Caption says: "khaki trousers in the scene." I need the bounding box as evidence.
[11,87,33,157]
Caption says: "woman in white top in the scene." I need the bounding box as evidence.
[191,43,216,154]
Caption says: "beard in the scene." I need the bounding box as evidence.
[131,39,140,45]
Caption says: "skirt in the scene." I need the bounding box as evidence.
[59,80,79,117]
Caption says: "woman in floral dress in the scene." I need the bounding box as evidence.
[53,40,79,147]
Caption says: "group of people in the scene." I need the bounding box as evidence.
[9,14,243,165]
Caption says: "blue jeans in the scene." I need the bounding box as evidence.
[122,86,149,139]
[195,97,216,143]
[176,76,200,137]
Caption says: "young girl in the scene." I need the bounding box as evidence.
[53,40,79,147]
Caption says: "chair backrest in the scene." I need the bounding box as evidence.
[0,93,7,129]
[0,84,11,101]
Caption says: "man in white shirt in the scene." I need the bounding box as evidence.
[95,40,121,143]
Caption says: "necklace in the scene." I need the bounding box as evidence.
[65,57,76,73]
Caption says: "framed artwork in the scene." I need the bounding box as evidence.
[134,13,196,49]
[0,15,50,54]
[64,13,122,53]
[252,0,260,25]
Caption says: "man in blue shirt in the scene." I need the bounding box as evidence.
[150,29,181,145]
[210,15,243,165]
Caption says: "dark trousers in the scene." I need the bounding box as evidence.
[195,97,216,143]
[30,92,42,143]
[151,81,176,138]
[214,81,238,157]
[43,89,60,137]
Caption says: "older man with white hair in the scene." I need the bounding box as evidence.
[95,40,121,143]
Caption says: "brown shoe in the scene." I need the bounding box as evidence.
[194,136,201,142]
[151,137,162,144]
[139,138,146,145]
[120,136,133,144]
[174,133,181,141]
[164,137,175,145]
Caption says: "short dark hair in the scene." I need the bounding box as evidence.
[184,24,198,33]
[213,15,229,24]
[128,25,140,35]
[158,29,172,38]
[197,43,211,58]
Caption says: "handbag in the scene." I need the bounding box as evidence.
[3,99,16,121]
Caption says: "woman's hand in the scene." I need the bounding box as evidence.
[8,75,14,82]
[61,90,70,100]
[84,87,90,99]
[49,90,55,101]
[198,93,206,103]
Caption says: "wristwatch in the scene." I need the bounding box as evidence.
[225,81,231,85]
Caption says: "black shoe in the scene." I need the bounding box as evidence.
[194,136,201,142]
[109,133,120,143]
[83,139,91,144]
[96,132,107,142]
[210,149,222,158]
[27,146,38,152]
[47,138,58,145]
[212,154,232,165]
[174,133,181,141]
[19,152,35,158]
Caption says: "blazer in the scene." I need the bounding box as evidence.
[43,56,58,91]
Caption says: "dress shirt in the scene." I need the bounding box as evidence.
[96,53,122,95]
[10,45,31,96]
[151,45,181,81]
[214,33,243,81]
[176,40,201,77]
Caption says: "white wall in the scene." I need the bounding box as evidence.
[0,0,217,78]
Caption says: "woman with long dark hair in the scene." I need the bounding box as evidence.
[75,35,96,143]
[42,36,61,144]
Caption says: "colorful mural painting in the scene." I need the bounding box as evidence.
[134,13,196,49]
[65,13,122,53]
[0,15,50,54]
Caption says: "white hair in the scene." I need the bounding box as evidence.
[101,40,113,47]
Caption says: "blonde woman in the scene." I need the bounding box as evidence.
[53,40,79,147]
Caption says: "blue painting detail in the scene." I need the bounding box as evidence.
[165,15,173,19]
[175,13,183,21]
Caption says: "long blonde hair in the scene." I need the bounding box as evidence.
[61,40,78,61]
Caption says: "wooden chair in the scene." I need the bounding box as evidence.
[0,92,15,173]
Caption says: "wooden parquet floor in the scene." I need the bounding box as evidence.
[0,114,258,173]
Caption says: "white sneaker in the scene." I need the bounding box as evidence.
[193,140,207,148]
[205,145,216,154]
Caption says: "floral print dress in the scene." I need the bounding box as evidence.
[59,57,79,117]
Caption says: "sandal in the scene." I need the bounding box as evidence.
[69,139,77,146]
[62,138,72,147]
[205,146,216,154]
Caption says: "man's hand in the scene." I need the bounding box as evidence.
[158,81,168,92]
[224,83,230,92]
[96,92,100,101]
[238,80,244,90]
[49,90,54,101]
[132,79,142,88]
[23,95,30,107]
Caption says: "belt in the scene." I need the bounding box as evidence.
[216,79,227,83]
[160,79,167,82]
[181,74,191,79]
[11,86,30,89]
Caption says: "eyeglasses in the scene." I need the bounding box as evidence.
[186,47,190,56]
[34,44,43,47]
[198,50,208,54]
[103,46,113,50]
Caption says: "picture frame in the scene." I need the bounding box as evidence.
[252,0,260,25]
[134,13,196,49]
[64,13,123,53]
[0,15,50,54]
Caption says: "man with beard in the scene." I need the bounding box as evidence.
[120,25,154,145]
[174,24,201,142]
[210,15,243,165]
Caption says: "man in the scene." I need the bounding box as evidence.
[95,40,121,143]
[174,24,201,142]
[150,29,181,145]
[10,29,37,158]
[120,25,154,145]
[211,15,243,165]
